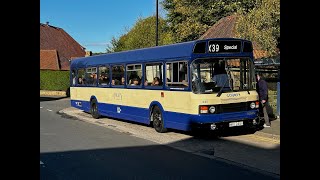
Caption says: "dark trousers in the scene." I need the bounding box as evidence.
[260,102,271,126]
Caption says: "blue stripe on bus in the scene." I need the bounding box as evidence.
[71,100,149,124]
[71,100,258,131]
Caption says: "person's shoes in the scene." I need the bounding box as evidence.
[263,124,271,128]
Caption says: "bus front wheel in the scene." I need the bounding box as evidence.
[90,99,100,119]
[152,106,167,133]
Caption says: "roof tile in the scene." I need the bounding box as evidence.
[40,23,86,70]
[199,15,268,59]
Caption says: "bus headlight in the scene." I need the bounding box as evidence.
[209,106,216,113]
[250,102,256,109]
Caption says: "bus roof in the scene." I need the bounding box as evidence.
[71,38,250,68]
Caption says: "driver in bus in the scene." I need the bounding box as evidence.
[212,61,230,89]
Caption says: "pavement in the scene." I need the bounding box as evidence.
[40,90,280,140]
[256,118,280,140]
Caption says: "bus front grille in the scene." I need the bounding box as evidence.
[217,102,248,113]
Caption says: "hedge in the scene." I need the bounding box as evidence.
[40,70,70,91]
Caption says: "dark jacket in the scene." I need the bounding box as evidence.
[257,78,268,101]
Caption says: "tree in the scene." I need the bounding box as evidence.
[106,16,174,52]
[161,0,256,42]
[235,0,280,57]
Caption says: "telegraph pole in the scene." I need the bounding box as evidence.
[156,0,159,46]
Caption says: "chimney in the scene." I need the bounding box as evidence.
[46,21,49,26]
[85,51,92,57]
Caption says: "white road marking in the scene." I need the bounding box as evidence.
[47,109,52,112]
[40,161,44,165]
[40,107,43,108]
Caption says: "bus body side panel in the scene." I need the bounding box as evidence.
[71,98,150,124]
[70,87,259,131]
[98,103,149,124]
[71,99,91,112]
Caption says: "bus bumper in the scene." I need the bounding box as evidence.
[189,110,259,131]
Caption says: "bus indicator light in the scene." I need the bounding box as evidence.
[161,92,164,97]
[200,106,209,113]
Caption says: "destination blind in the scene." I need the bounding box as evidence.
[208,40,241,53]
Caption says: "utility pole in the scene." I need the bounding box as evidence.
[156,0,159,46]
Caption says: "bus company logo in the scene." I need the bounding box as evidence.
[113,93,122,100]
[224,45,237,50]
[75,101,82,107]
[226,93,240,97]
[117,107,121,113]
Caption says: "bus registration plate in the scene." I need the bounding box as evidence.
[229,121,243,127]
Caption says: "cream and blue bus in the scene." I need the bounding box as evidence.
[70,38,260,133]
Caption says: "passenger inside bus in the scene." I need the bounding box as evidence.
[151,77,161,86]
[78,77,83,85]
[144,78,148,86]
[130,77,140,86]
[212,61,231,90]
[72,70,76,85]
[99,73,109,85]
[112,79,120,85]
[121,77,125,85]
[87,73,97,85]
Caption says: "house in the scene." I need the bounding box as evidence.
[40,22,86,70]
[198,14,268,59]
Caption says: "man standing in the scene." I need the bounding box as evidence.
[256,72,271,127]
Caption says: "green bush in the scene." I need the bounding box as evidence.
[40,70,70,91]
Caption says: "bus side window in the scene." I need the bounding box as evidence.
[98,66,110,86]
[166,61,189,88]
[145,63,163,87]
[85,67,97,86]
[71,70,76,86]
[77,68,85,85]
[111,65,125,87]
[127,64,142,86]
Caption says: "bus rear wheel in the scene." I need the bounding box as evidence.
[90,99,100,119]
[152,106,167,133]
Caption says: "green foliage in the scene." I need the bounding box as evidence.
[235,0,280,57]
[40,70,70,91]
[161,0,256,42]
[106,16,175,52]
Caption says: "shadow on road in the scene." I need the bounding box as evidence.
[41,143,279,180]
[40,96,67,102]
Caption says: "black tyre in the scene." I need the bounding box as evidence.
[90,99,100,119]
[152,106,167,133]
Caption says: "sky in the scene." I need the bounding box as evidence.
[40,0,165,53]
